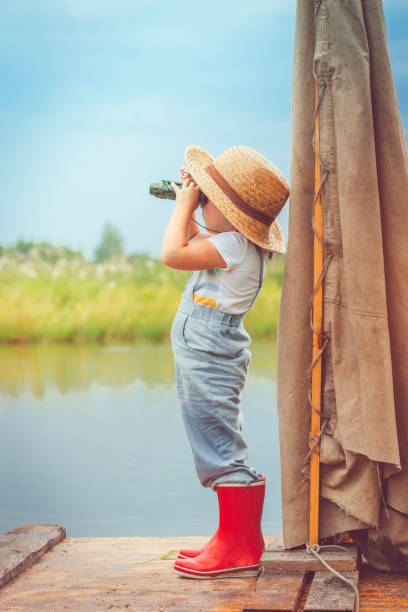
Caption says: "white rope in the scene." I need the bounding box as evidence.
[306,543,360,612]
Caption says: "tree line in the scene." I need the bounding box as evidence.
[1,223,136,263]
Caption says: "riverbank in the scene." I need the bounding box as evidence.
[0,249,284,343]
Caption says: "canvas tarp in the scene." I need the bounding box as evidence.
[277,0,408,571]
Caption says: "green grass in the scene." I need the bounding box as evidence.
[0,251,284,343]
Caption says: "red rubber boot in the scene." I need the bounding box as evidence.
[174,479,265,579]
[177,475,265,560]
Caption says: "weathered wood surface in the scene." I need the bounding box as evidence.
[0,535,293,612]
[0,524,66,589]
[243,568,306,611]
[0,534,407,611]
[262,545,358,572]
[304,570,359,611]
[0,536,256,611]
[359,567,408,610]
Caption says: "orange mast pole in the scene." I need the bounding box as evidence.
[309,80,324,547]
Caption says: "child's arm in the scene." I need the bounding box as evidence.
[161,178,226,271]
[188,218,211,243]
[187,212,202,242]
[180,168,209,243]
[180,167,200,243]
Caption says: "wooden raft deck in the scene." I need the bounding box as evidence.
[0,529,407,611]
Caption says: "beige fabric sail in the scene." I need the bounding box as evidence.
[277,0,408,570]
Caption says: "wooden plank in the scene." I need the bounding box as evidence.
[0,536,257,611]
[359,566,408,610]
[305,570,359,611]
[261,546,358,572]
[0,536,305,612]
[265,542,285,552]
[0,536,406,611]
[0,524,66,589]
[243,569,306,612]
[264,536,284,550]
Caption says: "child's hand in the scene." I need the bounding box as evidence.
[171,176,200,213]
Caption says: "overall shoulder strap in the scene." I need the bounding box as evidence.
[247,243,265,311]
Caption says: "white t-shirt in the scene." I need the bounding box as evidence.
[191,231,265,314]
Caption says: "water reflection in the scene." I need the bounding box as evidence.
[0,341,277,397]
[0,341,281,537]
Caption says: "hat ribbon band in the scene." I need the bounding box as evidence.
[204,164,274,227]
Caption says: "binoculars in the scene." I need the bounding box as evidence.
[149,180,208,205]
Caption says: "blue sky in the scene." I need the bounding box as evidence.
[1,1,407,259]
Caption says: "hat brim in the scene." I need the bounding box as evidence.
[185,145,286,254]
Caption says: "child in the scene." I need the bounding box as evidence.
[161,145,289,579]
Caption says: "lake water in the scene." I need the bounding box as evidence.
[0,341,282,537]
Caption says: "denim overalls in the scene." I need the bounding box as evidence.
[171,243,265,489]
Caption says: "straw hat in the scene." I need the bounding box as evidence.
[184,145,289,253]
